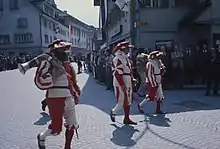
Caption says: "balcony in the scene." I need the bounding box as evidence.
[178,0,212,28]
[94,0,100,6]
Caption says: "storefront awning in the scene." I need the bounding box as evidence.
[195,7,212,23]
[107,33,130,46]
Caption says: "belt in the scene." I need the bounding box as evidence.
[51,86,69,89]
[123,73,131,76]
[154,74,161,76]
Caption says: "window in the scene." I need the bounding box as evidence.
[0,0,3,11]
[160,0,169,8]
[49,22,52,30]
[14,33,33,44]
[174,0,197,7]
[54,36,57,40]
[74,28,77,36]
[78,29,80,36]
[44,5,54,17]
[55,12,59,18]
[50,36,52,43]
[0,35,10,45]
[53,23,56,31]
[43,19,47,28]
[17,18,27,28]
[9,0,18,10]
[140,0,169,8]
[70,27,73,34]
[45,34,49,44]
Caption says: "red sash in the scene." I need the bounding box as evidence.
[63,62,77,99]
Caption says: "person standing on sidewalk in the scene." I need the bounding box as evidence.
[77,56,82,74]
[205,47,220,96]
[110,41,137,125]
[105,50,113,90]
[136,49,148,97]
[138,51,166,114]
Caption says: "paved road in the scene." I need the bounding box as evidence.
[0,64,220,149]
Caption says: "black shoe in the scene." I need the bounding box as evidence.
[205,92,210,96]
[41,100,47,111]
[123,119,137,125]
[156,110,166,114]
[37,134,46,149]
[137,93,145,97]
[137,104,144,114]
[213,92,219,96]
[110,110,116,122]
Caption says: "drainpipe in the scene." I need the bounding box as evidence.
[130,0,136,63]
[39,13,43,54]
[210,2,213,48]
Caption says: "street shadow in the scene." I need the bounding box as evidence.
[79,74,116,114]
[33,112,51,126]
[145,113,171,127]
[77,65,220,116]
[110,124,139,147]
[131,90,220,115]
[79,74,144,116]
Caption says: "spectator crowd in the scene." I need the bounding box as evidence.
[1,43,220,97]
[82,44,220,96]
[0,54,34,71]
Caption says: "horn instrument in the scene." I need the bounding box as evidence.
[18,53,65,75]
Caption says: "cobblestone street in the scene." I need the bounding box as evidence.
[0,64,220,149]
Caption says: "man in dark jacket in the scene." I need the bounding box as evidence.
[205,47,220,96]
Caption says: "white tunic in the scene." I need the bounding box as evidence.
[34,60,71,98]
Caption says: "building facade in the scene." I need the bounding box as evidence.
[137,0,220,50]
[106,0,131,47]
[0,0,96,55]
[94,0,131,50]
[0,0,42,55]
[95,0,220,51]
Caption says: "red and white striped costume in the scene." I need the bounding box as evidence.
[146,59,164,101]
[112,50,133,106]
[35,60,79,135]
[35,40,81,149]
[138,51,166,114]
[110,41,136,125]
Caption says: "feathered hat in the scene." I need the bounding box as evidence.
[112,41,134,53]
[148,51,165,60]
[48,39,72,52]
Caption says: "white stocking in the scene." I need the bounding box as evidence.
[39,129,52,140]
[112,104,121,114]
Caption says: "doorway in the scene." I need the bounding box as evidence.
[213,33,220,47]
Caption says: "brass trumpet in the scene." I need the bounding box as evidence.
[18,53,65,75]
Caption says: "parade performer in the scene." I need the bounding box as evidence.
[137,51,166,114]
[35,39,80,149]
[40,41,81,111]
[77,57,82,74]
[136,50,148,97]
[110,41,137,125]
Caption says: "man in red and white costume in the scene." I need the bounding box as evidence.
[138,51,166,114]
[110,41,137,125]
[35,39,80,149]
